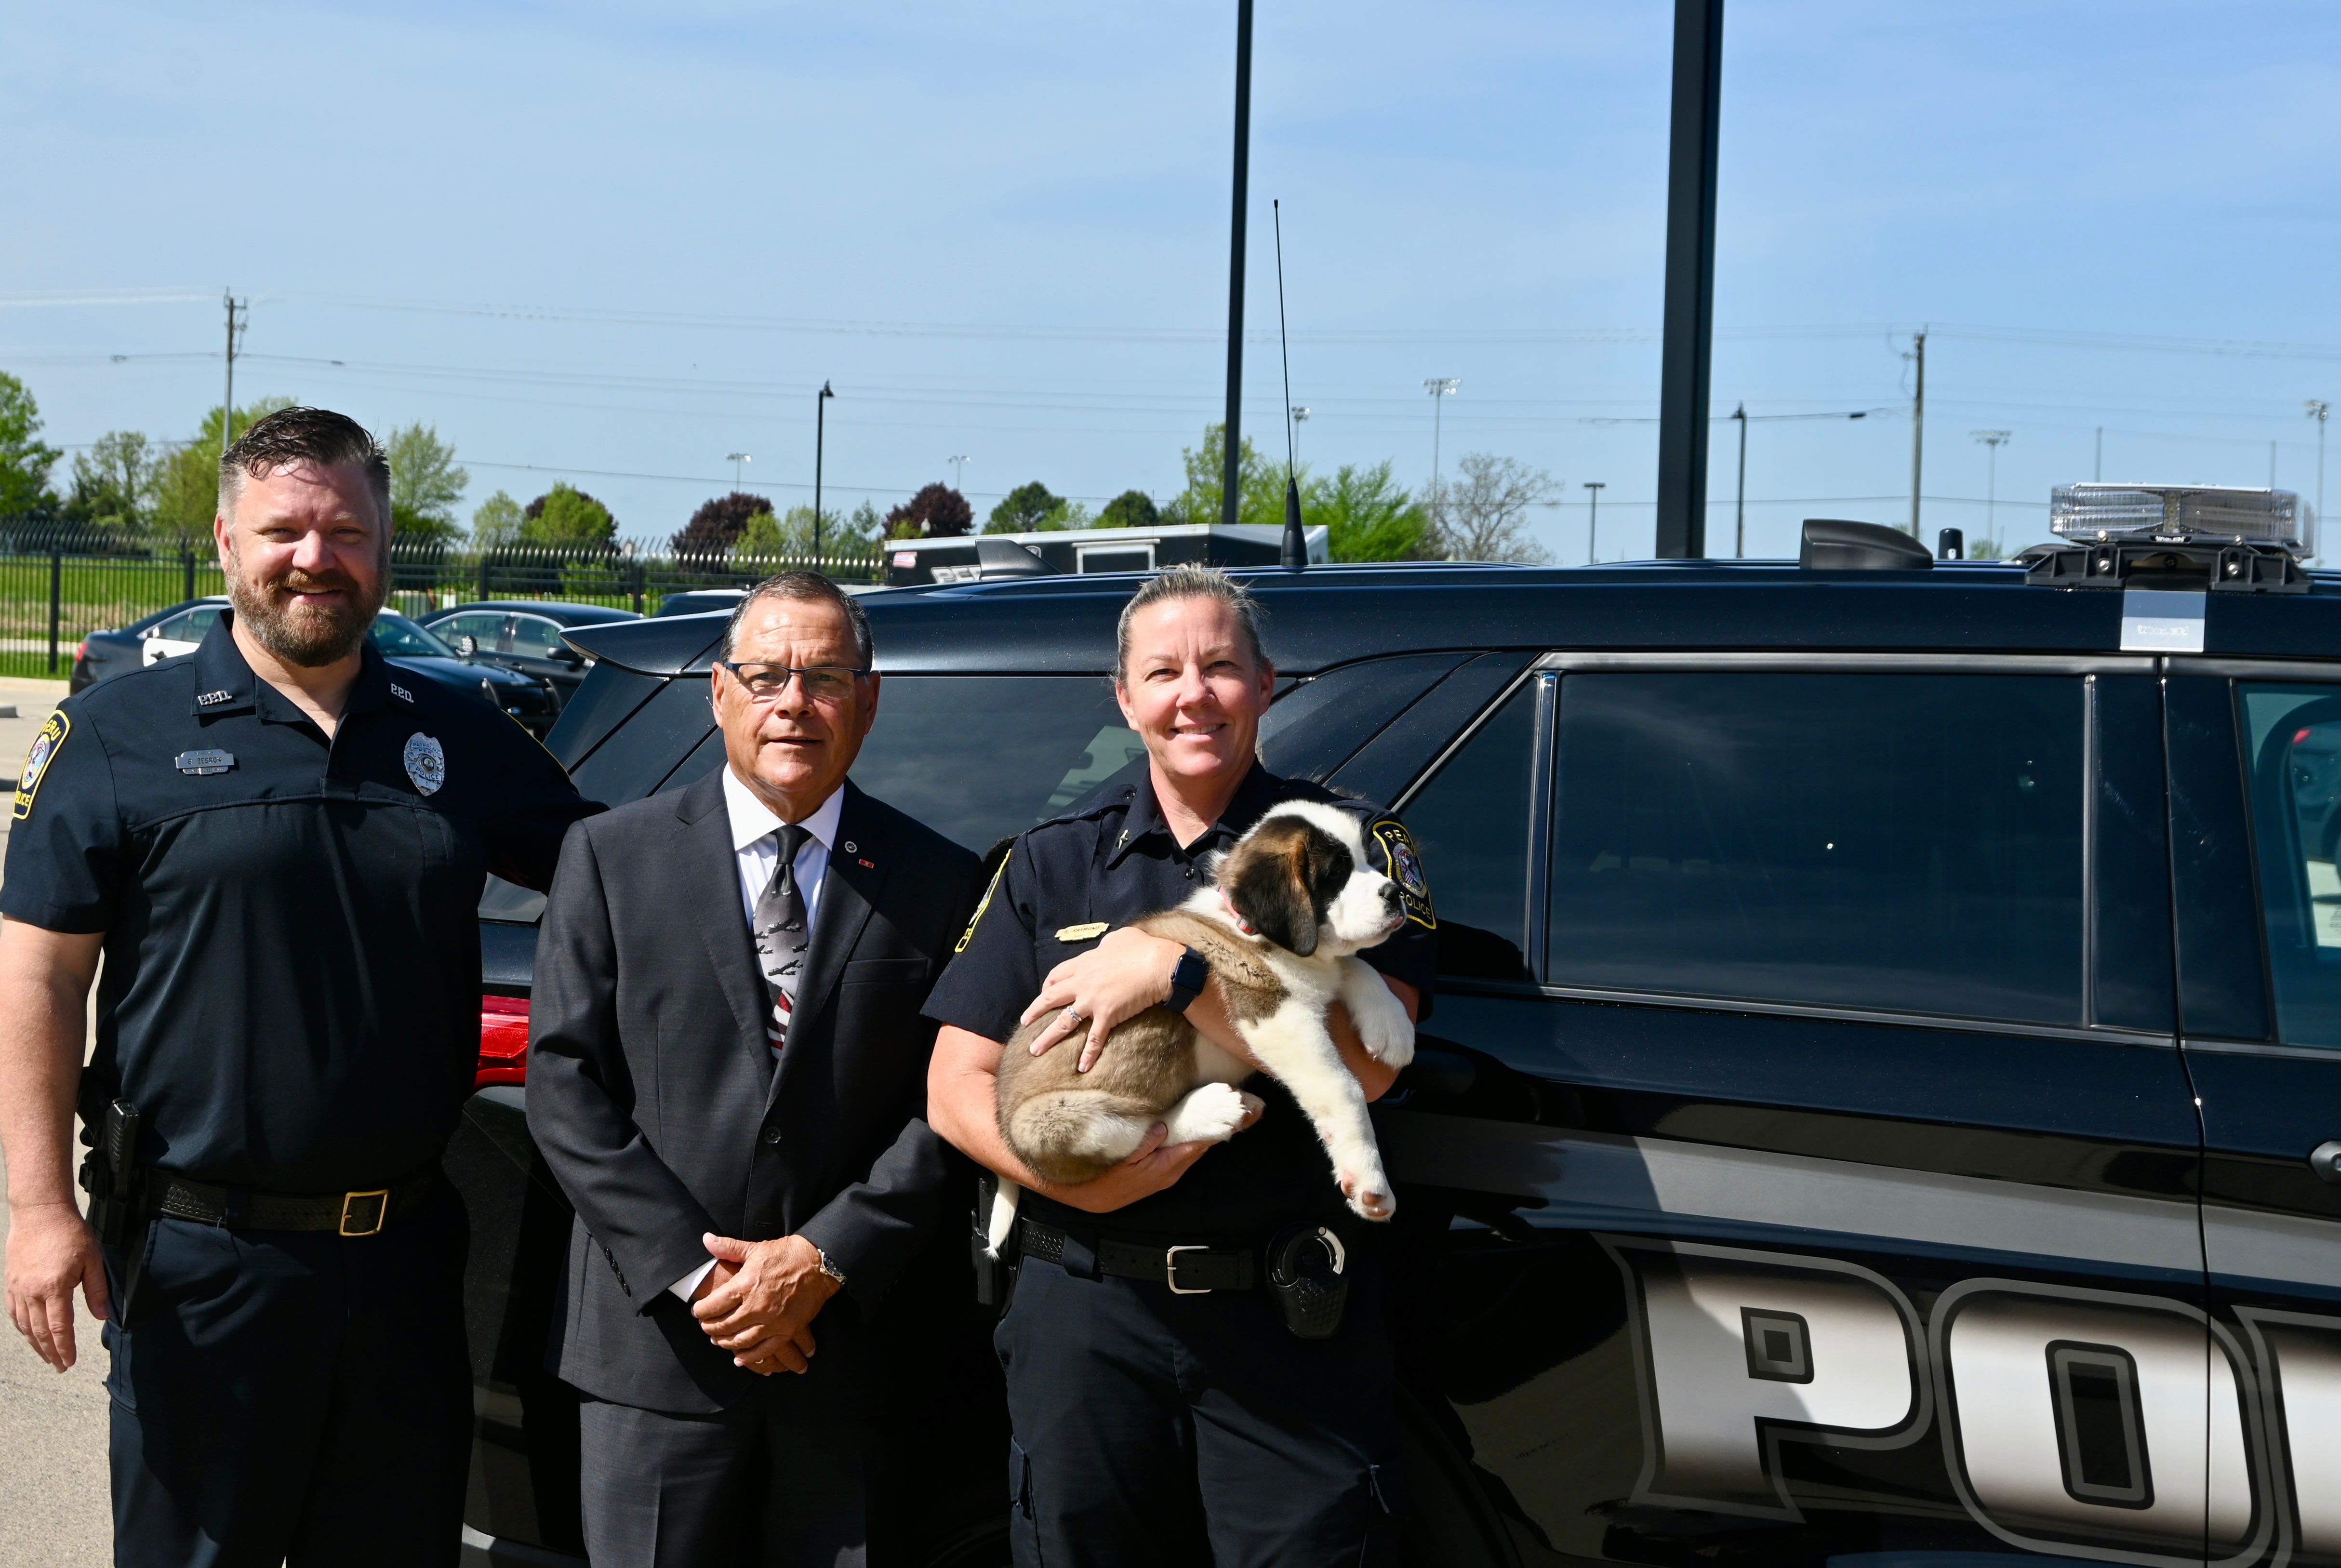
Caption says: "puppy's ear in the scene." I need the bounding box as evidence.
[1226,822,1319,956]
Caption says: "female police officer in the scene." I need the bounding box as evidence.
[925,567,1435,1567]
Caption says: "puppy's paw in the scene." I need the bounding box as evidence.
[1338,1161,1397,1222]
[1355,1006,1416,1069]
[1163,1082,1254,1145]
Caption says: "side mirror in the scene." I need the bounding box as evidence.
[452,634,478,656]
[550,645,584,667]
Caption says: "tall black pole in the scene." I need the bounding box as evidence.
[813,381,833,566]
[1653,0,1724,559]
[1221,0,1255,531]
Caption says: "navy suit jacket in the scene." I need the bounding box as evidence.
[528,770,982,1414]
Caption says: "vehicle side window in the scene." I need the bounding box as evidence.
[1399,681,1537,980]
[439,612,505,650]
[509,615,568,658]
[1546,672,2085,1024]
[2239,683,2341,1048]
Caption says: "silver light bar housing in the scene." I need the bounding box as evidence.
[2049,483,2313,558]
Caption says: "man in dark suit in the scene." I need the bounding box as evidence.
[527,571,981,1568]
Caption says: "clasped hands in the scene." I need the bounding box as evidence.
[689,1231,840,1378]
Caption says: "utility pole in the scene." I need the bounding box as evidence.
[1220,0,1256,530]
[2309,400,2329,558]
[220,288,248,458]
[949,454,969,491]
[1423,379,1460,492]
[1907,329,1926,538]
[1972,429,2010,550]
[1584,481,1605,564]
[813,382,834,565]
[2094,426,2102,482]
[728,452,751,489]
[1731,402,1748,558]
[1652,0,1723,559]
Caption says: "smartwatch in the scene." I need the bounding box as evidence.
[1166,945,1210,1014]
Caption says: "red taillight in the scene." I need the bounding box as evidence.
[477,995,530,1089]
[74,640,87,663]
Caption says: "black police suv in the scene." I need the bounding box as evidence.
[419,600,640,709]
[452,539,2341,1568]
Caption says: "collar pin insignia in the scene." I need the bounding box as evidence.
[389,682,414,703]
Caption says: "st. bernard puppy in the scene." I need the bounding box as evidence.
[987,800,1417,1254]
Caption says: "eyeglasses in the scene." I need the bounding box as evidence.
[718,661,870,704]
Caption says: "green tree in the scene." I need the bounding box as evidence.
[986,481,1063,533]
[152,397,297,537]
[1164,424,1285,530]
[1313,461,1433,561]
[522,482,617,548]
[0,372,62,516]
[472,490,525,546]
[385,423,468,542]
[63,432,163,530]
[1096,490,1160,530]
[741,501,884,559]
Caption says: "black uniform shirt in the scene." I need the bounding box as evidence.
[2,613,599,1192]
[924,762,1436,1239]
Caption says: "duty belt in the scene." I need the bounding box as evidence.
[145,1166,441,1236]
[1019,1218,1257,1294]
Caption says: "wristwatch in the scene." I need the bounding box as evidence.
[1166,945,1210,1014]
[815,1247,848,1287]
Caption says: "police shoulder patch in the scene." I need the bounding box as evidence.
[13,710,68,821]
[956,848,1011,955]
[1371,819,1435,929]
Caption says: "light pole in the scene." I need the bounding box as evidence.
[1972,430,2010,550]
[813,382,835,566]
[728,452,751,490]
[949,454,969,492]
[1730,403,1747,558]
[1290,407,1309,466]
[1583,481,1606,564]
[2308,401,2329,558]
[1423,378,1459,493]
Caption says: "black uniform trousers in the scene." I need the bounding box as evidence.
[100,1183,470,1568]
[996,1248,1400,1568]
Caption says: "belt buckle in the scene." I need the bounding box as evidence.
[1165,1244,1212,1294]
[339,1189,390,1237]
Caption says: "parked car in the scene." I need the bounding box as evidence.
[454,532,2341,1568]
[71,597,560,735]
[418,601,640,710]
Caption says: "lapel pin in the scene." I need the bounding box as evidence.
[858,857,876,869]
[842,840,856,853]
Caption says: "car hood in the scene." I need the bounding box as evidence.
[390,654,536,689]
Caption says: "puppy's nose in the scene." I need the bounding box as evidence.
[1382,884,1401,912]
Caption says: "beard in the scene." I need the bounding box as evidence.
[225,551,386,668]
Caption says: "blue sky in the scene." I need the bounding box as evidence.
[4,1,2340,559]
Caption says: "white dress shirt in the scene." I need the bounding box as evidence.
[669,769,846,1302]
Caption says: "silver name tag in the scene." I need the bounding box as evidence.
[173,749,235,776]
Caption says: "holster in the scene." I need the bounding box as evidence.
[1266,1223,1350,1340]
[971,1170,1017,1309]
[76,1083,148,1326]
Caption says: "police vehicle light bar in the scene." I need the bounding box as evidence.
[2049,483,2313,558]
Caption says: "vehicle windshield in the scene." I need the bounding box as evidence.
[369,612,460,659]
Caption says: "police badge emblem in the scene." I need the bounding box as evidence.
[1371,820,1435,929]
[403,732,446,796]
[13,711,67,820]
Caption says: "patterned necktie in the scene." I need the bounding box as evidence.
[751,824,814,1055]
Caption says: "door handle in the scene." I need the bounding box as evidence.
[2310,1141,2341,1183]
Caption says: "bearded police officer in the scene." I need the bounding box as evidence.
[0,408,598,1567]
[925,567,1437,1567]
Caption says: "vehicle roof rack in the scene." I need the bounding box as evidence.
[1799,518,1933,572]
[2023,538,2307,594]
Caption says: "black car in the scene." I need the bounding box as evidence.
[70,597,560,735]
[419,600,641,709]
[454,536,2341,1568]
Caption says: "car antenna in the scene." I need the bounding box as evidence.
[1274,199,1305,571]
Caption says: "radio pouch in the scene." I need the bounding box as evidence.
[1267,1223,1349,1340]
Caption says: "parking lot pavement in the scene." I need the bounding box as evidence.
[0,676,115,1568]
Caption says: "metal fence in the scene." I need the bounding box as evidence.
[0,518,882,678]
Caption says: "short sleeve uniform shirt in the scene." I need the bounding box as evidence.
[923,762,1436,1238]
[2,613,599,1192]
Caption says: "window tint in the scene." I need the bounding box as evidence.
[152,606,221,642]
[2240,684,2341,1049]
[849,677,1138,853]
[438,612,506,650]
[509,615,569,658]
[1399,681,1537,981]
[1546,673,2084,1024]
[367,613,457,658]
